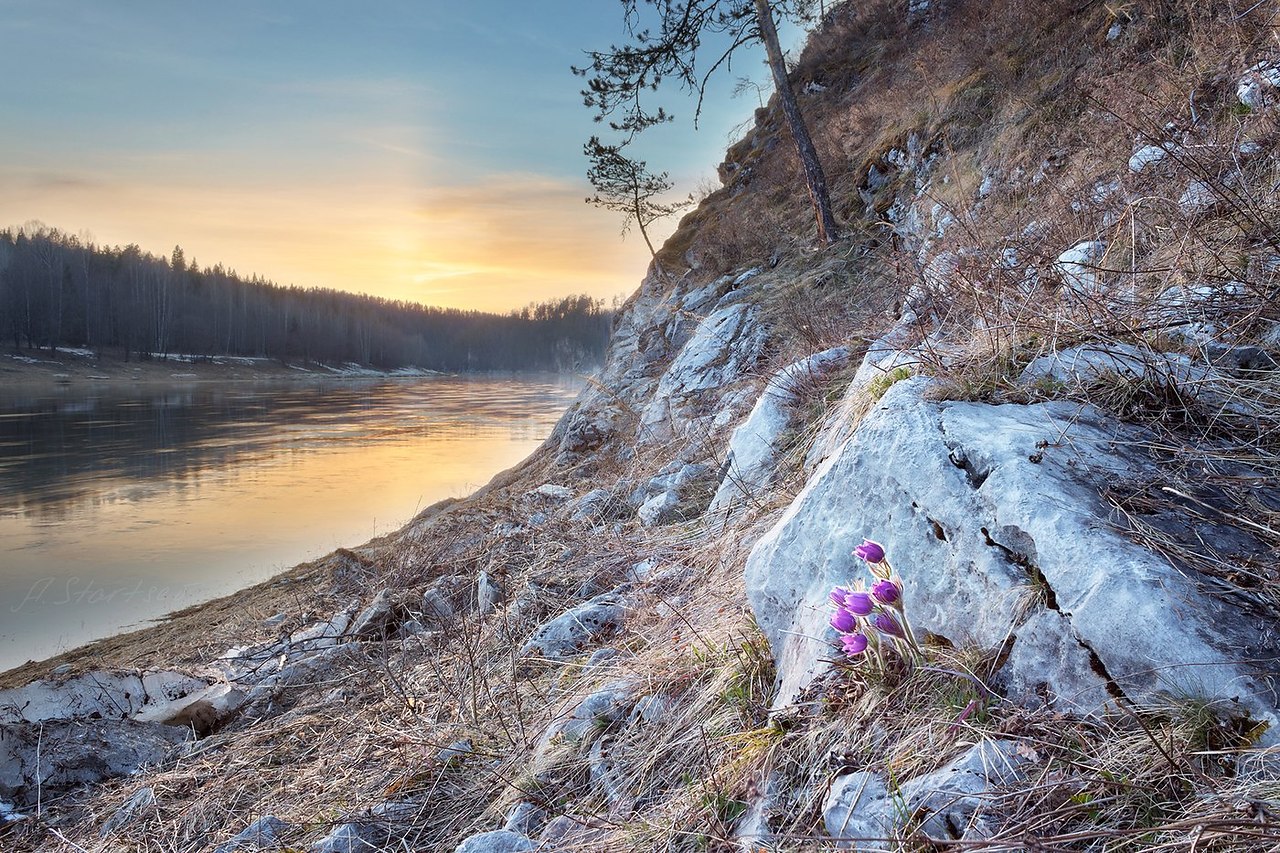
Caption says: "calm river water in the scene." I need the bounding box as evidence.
[0,375,581,673]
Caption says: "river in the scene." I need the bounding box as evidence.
[0,375,581,674]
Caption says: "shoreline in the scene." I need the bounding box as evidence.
[0,348,448,386]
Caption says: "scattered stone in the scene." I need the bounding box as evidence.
[520,594,628,660]
[584,647,622,670]
[1178,179,1218,217]
[477,571,504,615]
[213,815,292,852]
[627,694,670,726]
[537,816,605,849]
[310,821,390,853]
[454,829,535,853]
[1106,20,1123,41]
[421,589,454,622]
[1053,240,1108,293]
[531,484,574,501]
[567,488,613,522]
[638,490,683,527]
[349,590,399,638]
[899,740,1030,841]
[503,802,548,837]
[1238,61,1280,111]
[556,681,636,743]
[99,786,157,837]
[1128,143,1171,173]
[436,739,473,766]
[823,772,894,847]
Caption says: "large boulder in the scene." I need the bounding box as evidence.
[0,719,192,806]
[746,379,1280,736]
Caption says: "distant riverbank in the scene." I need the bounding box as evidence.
[0,348,448,385]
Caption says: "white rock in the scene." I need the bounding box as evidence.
[1238,61,1280,111]
[1129,143,1171,174]
[1054,240,1108,293]
[639,299,767,443]
[823,771,895,847]
[519,594,627,660]
[708,347,851,517]
[745,380,1280,736]
[477,571,503,616]
[531,484,574,501]
[0,669,212,725]
[1178,180,1218,217]
[898,740,1030,840]
[638,490,683,527]
[213,815,291,853]
[1107,21,1123,41]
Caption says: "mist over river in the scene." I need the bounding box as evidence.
[0,375,581,674]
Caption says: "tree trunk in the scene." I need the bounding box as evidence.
[752,0,838,245]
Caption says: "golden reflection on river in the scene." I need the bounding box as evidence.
[0,376,581,672]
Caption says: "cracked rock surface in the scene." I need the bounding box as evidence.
[746,379,1280,735]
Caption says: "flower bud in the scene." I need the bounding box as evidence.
[830,607,857,633]
[872,579,900,605]
[854,539,886,563]
[844,591,874,616]
[841,633,869,656]
[874,612,905,638]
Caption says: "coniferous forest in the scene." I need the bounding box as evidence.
[0,224,613,373]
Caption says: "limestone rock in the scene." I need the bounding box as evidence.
[0,669,212,724]
[520,594,627,660]
[822,771,894,848]
[745,380,1280,736]
[899,740,1030,841]
[213,815,292,852]
[503,801,548,837]
[639,297,766,443]
[1238,61,1280,111]
[454,829,535,852]
[0,719,192,806]
[310,821,389,853]
[1128,143,1171,173]
[1053,240,1107,293]
[709,346,851,516]
[477,571,504,615]
[638,490,683,527]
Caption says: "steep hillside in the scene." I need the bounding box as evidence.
[4,1,1280,850]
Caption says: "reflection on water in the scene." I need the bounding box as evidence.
[0,376,581,673]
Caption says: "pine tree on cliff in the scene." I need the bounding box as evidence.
[576,0,838,245]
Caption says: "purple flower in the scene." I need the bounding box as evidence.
[874,612,905,638]
[872,579,901,605]
[841,633,869,656]
[844,591,875,616]
[830,607,857,633]
[854,539,886,563]
[829,586,852,607]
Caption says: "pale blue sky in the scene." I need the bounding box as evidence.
[0,1,787,310]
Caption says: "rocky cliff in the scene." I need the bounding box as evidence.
[4,1,1280,850]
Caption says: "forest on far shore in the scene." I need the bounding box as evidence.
[0,224,614,373]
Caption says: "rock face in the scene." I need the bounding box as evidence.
[0,669,212,724]
[639,295,767,443]
[746,379,1280,734]
[708,346,851,517]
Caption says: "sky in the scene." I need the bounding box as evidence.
[0,1,786,312]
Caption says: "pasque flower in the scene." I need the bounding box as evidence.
[830,586,853,607]
[844,591,875,616]
[853,539,886,563]
[830,607,857,633]
[872,579,900,605]
[874,612,905,638]
[841,633,869,656]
